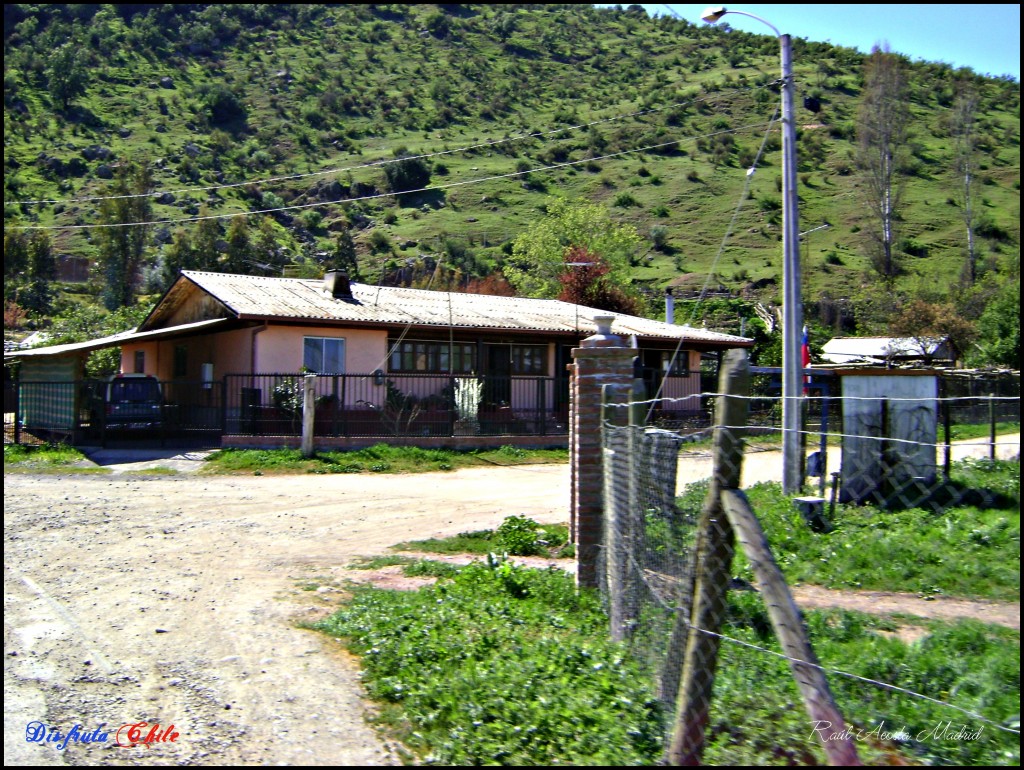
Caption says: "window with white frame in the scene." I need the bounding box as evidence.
[303,336,346,373]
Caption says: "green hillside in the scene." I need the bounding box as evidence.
[3,4,1020,358]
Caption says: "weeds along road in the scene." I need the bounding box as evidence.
[4,465,568,766]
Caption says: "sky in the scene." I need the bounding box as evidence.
[607,4,1020,80]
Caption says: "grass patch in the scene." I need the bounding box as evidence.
[722,458,1020,601]
[946,421,1020,442]
[317,559,1019,766]
[394,516,573,559]
[317,557,665,765]
[348,555,462,579]
[200,444,567,475]
[705,593,1020,766]
[4,443,109,474]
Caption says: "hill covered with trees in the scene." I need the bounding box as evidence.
[3,4,1020,367]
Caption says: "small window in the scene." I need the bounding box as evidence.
[173,345,188,378]
[663,351,691,377]
[134,350,145,374]
[511,345,547,375]
[303,337,345,373]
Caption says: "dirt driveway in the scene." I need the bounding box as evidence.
[4,464,569,766]
[4,436,1018,766]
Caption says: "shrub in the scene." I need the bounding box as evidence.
[495,514,542,556]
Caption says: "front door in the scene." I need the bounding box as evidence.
[484,344,511,405]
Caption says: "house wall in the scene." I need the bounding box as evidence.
[121,327,253,382]
[255,325,387,374]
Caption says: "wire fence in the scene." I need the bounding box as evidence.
[597,352,1019,765]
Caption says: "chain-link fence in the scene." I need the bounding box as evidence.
[595,352,1019,764]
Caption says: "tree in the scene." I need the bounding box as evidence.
[328,229,360,278]
[191,206,224,271]
[951,83,981,285]
[970,281,1020,368]
[96,161,153,310]
[505,197,643,299]
[4,229,57,315]
[223,217,252,274]
[857,46,910,284]
[382,153,432,195]
[556,246,640,315]
[161,229,197,287]
[45,42,88,110]
[47,302,153,377]
[888,298,977,365]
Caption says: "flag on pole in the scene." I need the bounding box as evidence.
[801,325,811,392]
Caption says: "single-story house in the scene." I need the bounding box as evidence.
[6,270,752,446]
[820,336,954,367]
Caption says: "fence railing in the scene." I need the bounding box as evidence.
[222,372,568,438]
[3,373,572,445]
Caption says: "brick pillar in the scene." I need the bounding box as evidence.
[570,315,637,589]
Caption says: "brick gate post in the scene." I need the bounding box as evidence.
[570,316,637,589]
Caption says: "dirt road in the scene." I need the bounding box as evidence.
[4,465,569,766]
[4,435,1018,765]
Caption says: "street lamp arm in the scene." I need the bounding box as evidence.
[700,6,781,37]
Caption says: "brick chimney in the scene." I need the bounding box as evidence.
[324,270,352,299]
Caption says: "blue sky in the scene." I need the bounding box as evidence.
[602,4,1020,80]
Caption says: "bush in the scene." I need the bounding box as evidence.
[495,514,542,555]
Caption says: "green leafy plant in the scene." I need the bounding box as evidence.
[495,514,543,556]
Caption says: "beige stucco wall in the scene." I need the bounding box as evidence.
[121,327,253,381]
[254,325,387,374]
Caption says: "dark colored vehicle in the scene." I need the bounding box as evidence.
[89,374,164,431]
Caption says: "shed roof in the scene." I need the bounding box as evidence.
[4,318,232,361]
[821,336,949,365]
[142,271,752,347]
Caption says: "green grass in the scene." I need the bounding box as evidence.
[200,443,567,475]
[395,517,573,559]
[348,555,462,580]
[3,443,109,473]
[947,421,1020,442]
[317,559,1020,766]
[720,458,1020,601]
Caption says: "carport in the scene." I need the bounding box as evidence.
[4,319,230,446]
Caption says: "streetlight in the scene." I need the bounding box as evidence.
[701,6,803,493]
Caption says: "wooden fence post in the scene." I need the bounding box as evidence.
[721,489,861,765]
[666,348,747,765]
[301,374,316,458]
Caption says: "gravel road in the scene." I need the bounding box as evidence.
[4,464,569,766]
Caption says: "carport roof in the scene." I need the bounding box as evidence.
[4,318,232,361]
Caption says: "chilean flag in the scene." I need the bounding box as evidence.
[801,325,811,392]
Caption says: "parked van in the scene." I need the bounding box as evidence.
[88,374,164,431]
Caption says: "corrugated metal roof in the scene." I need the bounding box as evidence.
[4,318,232,360]
[176,271,751,345]
[821,336,948,364]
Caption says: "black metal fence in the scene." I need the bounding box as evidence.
[5,370,1016,447]
[4,373,572,445]
[222,372,568,438]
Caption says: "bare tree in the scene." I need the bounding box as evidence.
[857,46,910,284]
[951,83,981,284]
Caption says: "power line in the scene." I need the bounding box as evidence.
[12,82,779,209]
[7,120,777,232]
